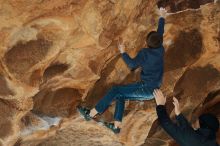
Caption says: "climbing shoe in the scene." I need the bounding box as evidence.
[77,105,92,121]
[103,122,120,134]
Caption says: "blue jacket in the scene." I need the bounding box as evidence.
[122,18,165,88]
[156,105,219,146]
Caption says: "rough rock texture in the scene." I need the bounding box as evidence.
[0,0,219,146]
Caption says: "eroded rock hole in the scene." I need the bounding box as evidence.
[32,88,81,117]
[165,29,203,71]
[174,65,220,103]
[203,90,220,105]
[196,90,220,118]
[4,38,52,78]
[43,64,69,81]
[205,102,220,116]
[157,0,214,13]
[85,56,121,107]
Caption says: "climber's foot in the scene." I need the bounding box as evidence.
[77,105,92,121]
[103,122,120,134]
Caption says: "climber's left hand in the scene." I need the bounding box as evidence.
[118,38,125,54]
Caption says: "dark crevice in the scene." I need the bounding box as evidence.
[0,75,14,96]
[13,138,22,146]
[203,89,220,105]
[32,88,82,117]
[157,0,214,13]
[88,60,100,74]
[174,65,220,103]
[165,29,203,72]
[205,102,220,116]
[4,37,52,78]
[43,63,69,81]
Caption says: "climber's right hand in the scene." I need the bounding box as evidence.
[159,7,167,18]
[118,38,125,54]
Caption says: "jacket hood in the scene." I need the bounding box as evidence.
[196,128,216,141]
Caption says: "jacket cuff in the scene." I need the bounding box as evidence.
[159,17,165,21]
[156,105,166,110]
[122,52,127,55]
[176,114,184,120]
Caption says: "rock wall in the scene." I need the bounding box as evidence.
[0,0,219,146]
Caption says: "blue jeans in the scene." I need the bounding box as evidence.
[95,82,157,122]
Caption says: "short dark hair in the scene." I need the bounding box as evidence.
[146,31,163,49]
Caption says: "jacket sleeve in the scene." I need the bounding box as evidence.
[121,50,143,70]
[176,114,192,129]
[156,105,184,143]
[157,17,165,36]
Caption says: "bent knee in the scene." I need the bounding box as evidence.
[115,96,124,101]
[110,86,118,92]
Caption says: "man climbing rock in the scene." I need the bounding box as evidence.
[77,8,167,134]
[154,89,219,146]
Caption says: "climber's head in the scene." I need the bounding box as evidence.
[146,31,163,49]
[198,113,219,133]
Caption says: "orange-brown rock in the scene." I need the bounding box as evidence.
[0,0,219,146]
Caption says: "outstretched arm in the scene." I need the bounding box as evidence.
[157,18,165,36]
[118,38,142,70]
[154,90,183,144]
[156,105,183,143]
[154,90,197,145]
[157,8,167,36]
[176,114,192,129]
[173,97,192,129]
[122,51,142,70]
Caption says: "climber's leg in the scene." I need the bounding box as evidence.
[94,82,155,133]
[92,82,143,117]
[112,82,155,122]
[118,84,155,101]
[93,86,123,116]
[102,100,123,133]
[113,98,125,128]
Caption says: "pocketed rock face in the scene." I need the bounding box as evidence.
[0,0,219,146]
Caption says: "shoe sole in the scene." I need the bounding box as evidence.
[76,107,120,134]
[102,122,120,134]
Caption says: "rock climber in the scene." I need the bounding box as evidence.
[77,8,167,134]
[154,89,219,146]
